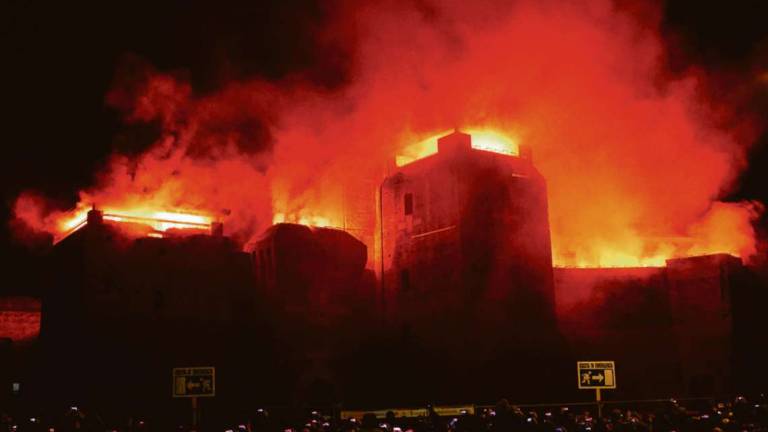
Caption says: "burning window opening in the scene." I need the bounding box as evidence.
[54,207,215,244]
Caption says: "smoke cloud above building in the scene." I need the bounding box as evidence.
[11,0,766,267]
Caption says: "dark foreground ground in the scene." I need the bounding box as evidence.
[2,394,767,432]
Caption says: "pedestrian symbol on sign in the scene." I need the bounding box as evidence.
[577,361,616,389]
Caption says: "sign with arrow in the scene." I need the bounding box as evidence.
[577,361,616,389]
[173,367,215,397]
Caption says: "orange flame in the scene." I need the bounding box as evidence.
[395,129,760,268]
[396,128,519,166]
[55,206,212,243]
[272,212,335,228]
[9,1,765,270]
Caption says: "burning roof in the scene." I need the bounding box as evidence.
[55,208,217,244]
[396,128,520,166]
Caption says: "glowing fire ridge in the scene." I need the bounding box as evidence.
[467,130,518,156]
[556,254,669,269]
[60,208,91,233]
[396,128,519,167]
[56,208,213,243]
[272,212,335,228]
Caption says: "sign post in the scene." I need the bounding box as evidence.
[191,395,198,427]
[173,367,215,429]
[577,361,616,419]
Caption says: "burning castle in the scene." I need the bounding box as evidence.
[4,130,767,415]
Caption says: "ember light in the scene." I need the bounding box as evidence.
[396,128,519,166]
[467,129,518,155]
[55,207,213,243]
[273,212,333,228]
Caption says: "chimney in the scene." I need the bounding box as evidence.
[211,222,224,237]
[437,130,472,154]
[87,207,103,225]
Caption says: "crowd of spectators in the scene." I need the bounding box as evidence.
[2,395,766,432]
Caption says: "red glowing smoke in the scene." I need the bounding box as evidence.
[11,0,765,267]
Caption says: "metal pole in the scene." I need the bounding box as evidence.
[595,388,602,420]
[191,396,198,429]
[378,182,386,322]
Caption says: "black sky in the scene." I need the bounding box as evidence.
[2,0,768,295]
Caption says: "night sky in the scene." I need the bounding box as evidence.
[2,0,768,295]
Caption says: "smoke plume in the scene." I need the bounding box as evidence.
[12,0,765,266]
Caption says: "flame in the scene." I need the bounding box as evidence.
[396,128,519,166]
[102,210,211,231]
[552,202,761,268]
[393,128,759,268]
[557,247,673,268]
[273,212,336,228]
[55,207,212,243]
[9,1,765,269]
[467,130,518,156]
[60,208,90,233]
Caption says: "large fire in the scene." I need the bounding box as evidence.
[10,0,765,268]
[54,206,213,243]
[396,128,519,166]
[272,212,334,228]
[395,128,760,268]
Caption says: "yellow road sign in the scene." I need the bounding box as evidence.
[577,361,616,389]
[173,367,215,397]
